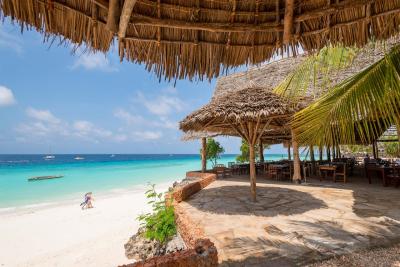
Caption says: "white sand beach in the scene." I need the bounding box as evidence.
[0,184,171,267]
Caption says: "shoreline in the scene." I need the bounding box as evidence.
[0,180,175,215]
[0,181,173,267]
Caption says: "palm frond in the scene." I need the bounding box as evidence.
[292,45,400,146]
[274,45,358,100]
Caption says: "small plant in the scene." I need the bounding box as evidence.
[137,184,176,244]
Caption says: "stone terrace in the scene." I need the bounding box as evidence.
[178,175,400,266]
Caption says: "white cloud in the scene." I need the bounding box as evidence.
[114,108,177,130]
[0,26,23,54]
[136,92,185,116]
[113,108,144,125]
[133,131,162,140]
[71,48,117,72]
[0,86,16,107]
[114,134,128,142]
[73,120,113,139]
[26,107,61,124]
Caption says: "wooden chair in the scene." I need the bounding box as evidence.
[268,165,280,180]
[214,166,225,178]
[281,164,292,180]
[387,167,400,188]
[334,163,347,183]
[231,164,240,175]
[224,167,232,177]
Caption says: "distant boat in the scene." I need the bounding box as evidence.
[74,156,84,160]
[110,154,115,158]
[28,175,63,181]
[44,146,55,160]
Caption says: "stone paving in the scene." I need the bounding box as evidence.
[178,175,400,266]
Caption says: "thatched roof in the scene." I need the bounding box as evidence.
[180,131,219,141]
[213,37,400,99]
[2,0,400,81]
[179,86,298,135]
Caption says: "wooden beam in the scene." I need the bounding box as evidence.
[201,137,207,173]
[130,14,282,33]
[283,0,294,44]
[292,129,301,183]
[249,143,257,202]
[119,0,137,38]
[106,0,121,33]
[259,141,264,163]
[93,0,108,9]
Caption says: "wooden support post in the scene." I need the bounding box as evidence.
[118,0,137,38]
[259,141,264,162]
[283,0,294,45]
[319,145,323,161]
[327,145,331,162]
[288,143,291,160]
[337,145,341,158]
[249,142,257,202]
[201,137,207,173]
[332,145,336,160]
[310,145,315,175]
[372,141,377,159]
[292,130,301,183]
[106,0,121,33]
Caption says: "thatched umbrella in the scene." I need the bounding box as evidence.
[1,0,400,81]
[180,86,298,201]
[181,131,220,173]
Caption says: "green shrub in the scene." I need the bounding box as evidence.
[137,184,176,244]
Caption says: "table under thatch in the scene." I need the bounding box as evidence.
[1,0,400,80]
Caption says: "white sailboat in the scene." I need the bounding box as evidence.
[74,156,84,160]
[43,146,55,160]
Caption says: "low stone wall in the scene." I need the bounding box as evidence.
[121,171,218,267]
[172,172,216,203]
[119,239,218,267]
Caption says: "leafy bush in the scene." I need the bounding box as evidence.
[137,184,176,243]
[201,138,224,167]
[236,139,269,163]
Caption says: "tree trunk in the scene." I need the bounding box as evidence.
[249,143,257,201]
[288,143,291,160]
[292,130,301,182]
[259,141,264,162]
[201,137,207,173]
[337,145,341,158]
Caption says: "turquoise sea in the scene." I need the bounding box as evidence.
[0,154,292,209]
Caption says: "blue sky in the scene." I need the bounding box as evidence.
[0,20,286,155]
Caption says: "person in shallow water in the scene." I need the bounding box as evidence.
[80,192,94,209]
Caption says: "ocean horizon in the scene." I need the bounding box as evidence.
[0,153,295,209]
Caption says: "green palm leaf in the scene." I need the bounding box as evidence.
[292,45,400,146]
[274,45,358,101]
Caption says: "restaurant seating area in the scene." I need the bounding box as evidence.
[211,157,400,189]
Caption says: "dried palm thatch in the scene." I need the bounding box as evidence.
[1,0,400,81]
[214,38,400,100]
[180,131,219,141]
[180,87,298,134]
